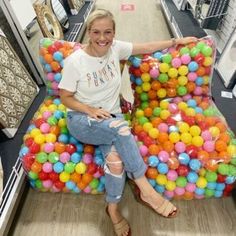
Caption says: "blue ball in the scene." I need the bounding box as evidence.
[71,152,81,163]
[178,152,190,165]
[195,107,203,114]
[155,184,165,193]
[225,176,236,184]
[66,180,76,190]
[132,57,142,67]
[135,77,143,85]
[148,179,156,187]
[58,134,69,143]
[153,51,163,60]
[157,163,168,174]
[76,143,84,153]
[189,159,201,171]
[53,162,64,173]
[44,63,52,72]
[195,76,204,86]
[216,183,225,191]
[53,51,63,62]
[187,99,197,108]
[187,171,198,183]
[54,73,62,83]
[169,125,179,133]
[188,61,198,72]
[207,182,217,190]
[195,187,205,195]
[214,190,223,198]
[148,155,159,167]
[73,186,81,193]
[94,154,104,166]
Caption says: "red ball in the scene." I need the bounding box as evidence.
[29,142,41,154]
[54,180,65,190]
[185,145,198,158]
[176,165,189,176]
[49,171,59,182]
[38,171,49,180]
[65,144,76,154]
[34,118,46,128]
[143,136,155,147]
[22,153,35,171]
[217,174,226,183]
[25,137,34,147]
[47,44,58,54]
[87,163,98,175]
[194,53,205,65]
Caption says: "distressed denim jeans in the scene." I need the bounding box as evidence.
[67,111,147,203]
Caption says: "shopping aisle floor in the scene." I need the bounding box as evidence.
[9,0,236,236]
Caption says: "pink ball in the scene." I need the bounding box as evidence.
[201,130,212,141]
[175,187,185,195]
[193,86,202,95]
[172,97,183,104]
[42,111,52,119]
[185,183,196,192]
[83,153,93,164]
[93,171,101,178]
[51,81,58,90]
[158,150,169,162]
[203,141,215,152]
[171,58,182,68]
[183,94,192,101]
[181,54,191,64]
[175,142,186,153]
[188,72,197,81]
[83,186,91,193]
[149,68,159,78]
[44,142,54,153]
[42,162,53,173]
[164,190,174,199]
[46,72,55,81]
[60,152,71,163]
[52,185,61,192]
[158,123,169,132]
[167,170,178,181]
[40,123,50,133]
[43,179,53,188]
[139,145,149,156]
[168,103,178,114]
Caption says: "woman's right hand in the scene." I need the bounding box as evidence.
[87,107,111,120]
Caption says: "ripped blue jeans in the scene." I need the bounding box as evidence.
[67,111,147,203]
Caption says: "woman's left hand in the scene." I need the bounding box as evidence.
[176,36,198,45]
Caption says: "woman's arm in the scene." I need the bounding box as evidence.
[132,36,197,55]
[59,89,111,120]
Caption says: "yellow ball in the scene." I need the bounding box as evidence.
[159,63,170,73]
[135,86,143,94]
[159,100,169,109]
[178,101,188,111]
[143,122,153,132]
[141,73,151,82]
[48,104,57,112]
[180,132,192,145]
[196,176,207,188]
[203,57,213,66]
[58,118,67,128]
[227,145,236,157]
[168,68,178,78]
[185,108,196,116]
[203,76,209,85]
[142,82,151,91]
[34,134,46,145]
[135,109,144,118]
[160,110,170,120]
[156,174,167,185]
[45,133,57,143]
[59,171,70,182]
[58,104,66,112]
[192,136,204,147]
[39,105,48,114]
[178,65,188,76]
[30,128,41,138]
[209,127,220,138]
[165,180,176,191]
[169,132,180,143]
[157,88,167,98]
[148,128,159,139]
[75,162,87,174]
[178,76,188,86]
[189,125,201,136]
[178,122,190,133]
[199,168,206,177]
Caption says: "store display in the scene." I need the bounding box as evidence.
[0,31,39,138]
[19,37,236,199]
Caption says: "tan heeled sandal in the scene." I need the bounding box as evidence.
[106,207,131,236]
[128,180,178,218]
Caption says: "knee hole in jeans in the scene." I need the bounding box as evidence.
[106,152,124,175]
[109,120,130,136]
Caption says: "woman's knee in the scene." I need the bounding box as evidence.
[105,152,124,175]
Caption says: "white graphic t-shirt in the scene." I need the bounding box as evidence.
[58,40,133,113]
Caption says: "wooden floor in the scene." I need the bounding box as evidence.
[8,0,236,236]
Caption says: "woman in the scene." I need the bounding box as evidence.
[59,9,197,236]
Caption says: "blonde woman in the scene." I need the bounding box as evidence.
[59,9,197,236]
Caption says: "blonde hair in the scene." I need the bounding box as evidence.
[86,9,115,31]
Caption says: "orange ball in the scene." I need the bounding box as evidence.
[44,53,53,63]
[196,66,206,76]
[151,80,161,91]
[215,140,227,152]
[51,61,61,72]
[151,117,162,128]
[168,157,179,169]
[149,100,159,109]
[148,89,157,100]
[166,88,177,97]
[186,82,196,93]
[133,124,143,134]
[50,126,60,136]
[157,132,169,143]
[144,107,153,117]
[148,144,161,155]
[205,117,216,126]
[31,161,42,173]
[205,159,218,172]
[77,181,87,190]
[54,142,66,154]
[82,173,93,184]
[218,133,230,143]
[197,150,209,163]
[84,144,95,154]
[183,191,194,200]
[218,151,230,163]
[215,122,227,133]
[40,47,48,56]
[195,113,205,124]
[140,62,150,72]
[146,167,158,179]
[162,141,174,153]
[70,172,81,183]
[167,78,178,88]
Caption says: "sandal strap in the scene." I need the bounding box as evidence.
[156,199,176,217]
[113,218,130,236]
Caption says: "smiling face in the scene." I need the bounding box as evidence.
[88,17,115,56]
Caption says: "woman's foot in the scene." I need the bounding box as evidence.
[106,204,131,236]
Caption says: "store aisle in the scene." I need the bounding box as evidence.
[9,1,236,236]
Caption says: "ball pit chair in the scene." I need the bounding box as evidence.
[20,37,236,200]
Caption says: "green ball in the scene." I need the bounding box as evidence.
[180,47,190,55]
[47,116,58,125]
[231,138,236,145]
[158,73,168,83]
[64,162,75,173]
[89,178,99,189]
[201,46,213,57]
[35,179,43,189]
[196,41,206,50]
[36,152,48,163]
[60,127,69,134]
[203,108,214,117]
[190,47,200,57]
[230,158,236,166]
[140,92,149,102]
[205,171,217,182]
[205,188,215,198]
[218,163,229,175]
[229,165,236,176]
[177,86,187,96]
[28,171,38,180]
[141,102,149,110]
[162,53,172,64]
[138,117,149,125]
[153,107,161,117]
[48,152,59,163]
[176,176,187,187]
[42,38,53,48]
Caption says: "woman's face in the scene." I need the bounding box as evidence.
[88,17,115,56]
